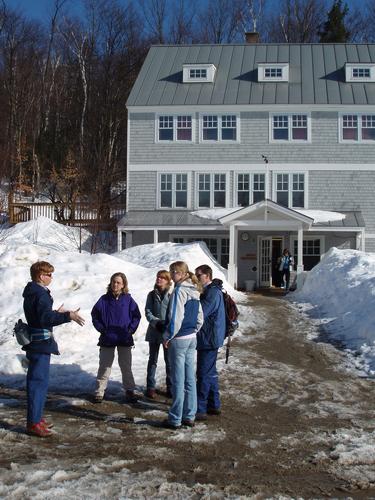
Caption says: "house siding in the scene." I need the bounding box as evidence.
[129,111,375,165]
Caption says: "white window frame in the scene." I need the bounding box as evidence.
[195,172,228,208]
[183,64,216,83]
[270,113,311,143]
[155,114,195,143]
[345,63,375,82]
[158,172,191,209]
[199,113,240,143]
[170,234,230,267]
[272,172,308,209]
[290,235,325,261]
[235,172,266,207]
[258,63,289,82]
[339,113,375,143]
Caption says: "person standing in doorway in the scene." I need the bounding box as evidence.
[195,265,226,421]
[278,248,294,291]
[23,261,85,437]
[162,261,203,429]
[91,272,141,404]
[144,270,172,399]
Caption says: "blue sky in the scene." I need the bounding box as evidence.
[11,0,368,23]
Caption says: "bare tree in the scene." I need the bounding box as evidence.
[140,0,167,43]
[196,0,242,43]
[266,0,327,43]
[170,0,196,44]
[238,0,266,34]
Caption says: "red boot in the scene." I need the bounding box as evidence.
[26,422,53,437]
[40,418,54,429]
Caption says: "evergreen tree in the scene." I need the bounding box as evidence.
[319,0,350,42]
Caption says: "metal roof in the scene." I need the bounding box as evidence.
[127,43,375,107]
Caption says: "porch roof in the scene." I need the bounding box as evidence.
[117,210,221,229]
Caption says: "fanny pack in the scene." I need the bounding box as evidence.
[13,319,52,346]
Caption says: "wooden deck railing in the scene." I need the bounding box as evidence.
[8,198,126,228]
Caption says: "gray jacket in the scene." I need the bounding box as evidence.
[145,287,170,343]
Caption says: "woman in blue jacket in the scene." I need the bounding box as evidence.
[162,261,203,429]
[145,270,172,399]
[91,272,141,403]
[23,261,84,437]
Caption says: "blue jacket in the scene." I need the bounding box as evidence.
[22,281,71,355]
[196,279,226,351]
[145,287,170,343]
[163,280,203,342]
[91,292,141,347]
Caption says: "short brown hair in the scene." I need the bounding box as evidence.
[30,261,54,281]
[107,272,129,294]
[195,264,213,280]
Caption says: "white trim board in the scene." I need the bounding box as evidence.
[128,163,375,172]
[128,104,375,113]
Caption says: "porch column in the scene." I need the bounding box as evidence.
[296,227,304,289]
[356,230,365,251]
[153,228,159,244]
[124,230,133,249]
[117,229,123,251]
[227,224,238,288]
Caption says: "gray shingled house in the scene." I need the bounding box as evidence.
[118,42,375,290]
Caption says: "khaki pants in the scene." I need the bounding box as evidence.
[95,346,135,397]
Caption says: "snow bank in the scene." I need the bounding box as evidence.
[0,217,244,394]
[292,247,375,374]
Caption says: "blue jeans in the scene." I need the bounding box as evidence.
[26,351,51,424]
[197,349,220,414]
[146,342,171,391]
[168,337,197,425]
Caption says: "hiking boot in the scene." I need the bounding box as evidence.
[26,422,53,438]
[207,408,221,416]
[145,388,156,399]
[125,390,138,403]
[93,394,103,404]
[182,419,195,428]
[161,419,181,430]
[40,418,54,429]
[195,413,208,421]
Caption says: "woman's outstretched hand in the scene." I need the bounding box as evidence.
[69,308,85,326]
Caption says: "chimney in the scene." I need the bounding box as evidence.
[245,32,260,44]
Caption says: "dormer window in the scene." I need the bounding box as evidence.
[258,63,289,82]
[183,64,216,83]
[345,63,375,82]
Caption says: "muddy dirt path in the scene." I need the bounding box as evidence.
[1,293,375,499]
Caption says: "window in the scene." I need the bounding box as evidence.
[353,68,370,78]
[275,173,305,208]
[340,114,375,142]
[197,173,226,208]
[157,115,193,142]
[183,64,216,83]
[190,68,207,79]
[159,173,188,208]
[345,63,375,82]
[173,236,229,268]
[201,114,238,142]
[293,238,322,271]
[258,63,289,82]
[237,173,265,206]
[271,114,310,142]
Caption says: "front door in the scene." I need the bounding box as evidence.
[259,237,283,287]
[260,237,272,286]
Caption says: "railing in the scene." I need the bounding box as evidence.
[8,197,126,228]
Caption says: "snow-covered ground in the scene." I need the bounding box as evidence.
[0,217,244,396]
[291,247,375,375]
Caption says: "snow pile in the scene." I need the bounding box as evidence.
[293,247,375,374]
[0,217,244,394]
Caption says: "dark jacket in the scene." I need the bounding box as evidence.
[22,281,71,355]
[91,292,141,347]
[145,287,170,343]
[196,279,226,351]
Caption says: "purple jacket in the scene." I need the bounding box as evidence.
[91,292,141,347]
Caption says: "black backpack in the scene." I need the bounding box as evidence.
[222,290,239,338]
